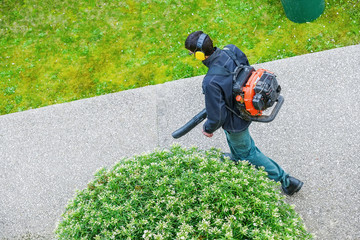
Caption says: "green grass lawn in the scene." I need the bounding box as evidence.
[1,0,359,115]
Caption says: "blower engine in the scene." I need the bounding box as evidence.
[231,66,284,122]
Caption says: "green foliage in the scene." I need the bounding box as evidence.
[1,0,359,114]
[55,146,312,239]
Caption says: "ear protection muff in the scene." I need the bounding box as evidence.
[194,33,207,61]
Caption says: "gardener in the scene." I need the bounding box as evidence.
[185,31,303,196]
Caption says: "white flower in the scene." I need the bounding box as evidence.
[198,219,210,231]
[142,230,152,240]
[214,218,223,226]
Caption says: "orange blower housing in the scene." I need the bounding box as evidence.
[242,69,269,116]
[232,66,283,122]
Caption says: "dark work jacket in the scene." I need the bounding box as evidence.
[202,44,251,133]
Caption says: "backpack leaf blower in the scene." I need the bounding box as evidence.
[172,48,284,139]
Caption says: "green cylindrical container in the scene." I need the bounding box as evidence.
[281,0,325,23]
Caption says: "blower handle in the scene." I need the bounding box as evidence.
[251,95,284,122]
[172,108,207,139]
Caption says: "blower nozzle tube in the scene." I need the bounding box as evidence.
[172,109,207,139]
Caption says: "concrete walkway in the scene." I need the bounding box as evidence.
[1,45,359,239]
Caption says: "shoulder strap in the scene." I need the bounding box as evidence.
[222,47,241,67]
[207,46,245,77]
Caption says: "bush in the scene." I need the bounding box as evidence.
[55,145,312,239]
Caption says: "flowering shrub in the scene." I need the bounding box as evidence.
[55,145,312,239]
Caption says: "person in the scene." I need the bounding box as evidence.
[184,31,303,196]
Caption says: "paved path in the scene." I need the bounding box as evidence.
[1,45,359,239]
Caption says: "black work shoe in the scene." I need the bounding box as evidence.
[282,176,303,196]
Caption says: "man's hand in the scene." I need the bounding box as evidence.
[202,129,213,138]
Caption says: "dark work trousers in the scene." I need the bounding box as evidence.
[224,128,290,188]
